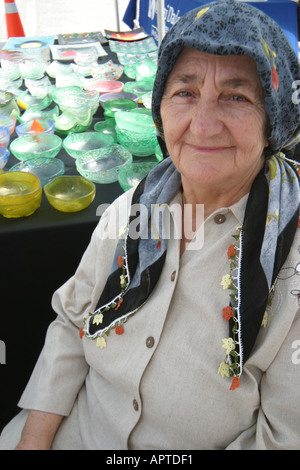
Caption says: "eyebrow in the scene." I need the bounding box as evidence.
[166,73,263,97]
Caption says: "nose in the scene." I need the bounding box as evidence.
[189,96,224,138]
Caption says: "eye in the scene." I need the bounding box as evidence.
[229,94,248,102]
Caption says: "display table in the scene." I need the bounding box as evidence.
[0,44,158,431]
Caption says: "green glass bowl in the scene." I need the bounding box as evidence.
[0,171,42,218]
[44,175,95,212]
[118,161,158,191]
[94,118,117,142]
[10,134,62,161]
[103,98,137,119]
[76,144,133,184]
[63,131,115,159]
[115,125,158,156]
[114,108,155,133]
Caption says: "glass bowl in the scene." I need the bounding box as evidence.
[99,91,139,108]
[10,134,62,161]
[76,144,133,184]
[63,131,115,159]
[84,79,124,94]
[16,90,52,111]
[114,108,155,133]
[103,98,137,119]
[114,108,157,156]
[123,78,154,101]
[118,161,158,191]
[0,171,42,218]
[0,115,16,134]
[16,119,55,136]
[0,146,10,169]
[19,105,59,123]
[115,127,158,156]
[0,126,10,148]
[44,175,95,212]
[10,157,64,187]
[0,91,20,116]
[19,58,46,79]
[91,60,123,80]
[93,118,117,142]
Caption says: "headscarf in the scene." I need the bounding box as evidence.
[152,0,300,156]
[83,1,300,390]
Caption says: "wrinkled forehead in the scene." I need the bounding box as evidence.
[163,48,264,98]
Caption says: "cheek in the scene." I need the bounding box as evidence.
[229,109,268,150]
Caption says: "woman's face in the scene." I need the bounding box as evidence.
[160,48,269,196]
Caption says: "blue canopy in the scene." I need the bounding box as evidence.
[123,0,298,55]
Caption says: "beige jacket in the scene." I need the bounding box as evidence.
[1,189,300,450]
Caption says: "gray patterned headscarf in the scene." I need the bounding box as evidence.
[152,0,300,155]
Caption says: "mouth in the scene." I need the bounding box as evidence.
[186,143,234,154]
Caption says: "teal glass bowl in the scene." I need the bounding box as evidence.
[76,144,133,184]
[10,157,64,187]
[118,161,158,191]
[63,131,115,159]
[44,175,95,213]
[10,134,62,161]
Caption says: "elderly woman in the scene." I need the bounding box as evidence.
[1,0,300,450]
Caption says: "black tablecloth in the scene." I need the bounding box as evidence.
[0,45,158,432]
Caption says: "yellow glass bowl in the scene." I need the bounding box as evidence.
[0,171,42,218]
[44,175,95,212]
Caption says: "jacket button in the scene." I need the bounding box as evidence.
[214,214,226,224]
[170,270,176,281]
[133,399,139,411]
[146,336,155,348]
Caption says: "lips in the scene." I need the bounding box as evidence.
[185,143,234,153]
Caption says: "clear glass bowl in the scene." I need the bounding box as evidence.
[0,91,20,116]
[0,115,16,134]
[19,105,59,123]
[16,119,55,136]
[0,125,10,148]
[0,171,42,218]
[19,58,46,79]
[76,144,132,184]
[16,90,52,111]
[44,175,95,212]
[118,161,158,191]
[10,157,64,187]
[10,134,62,161]
[63,131,115,158]
[0,146,10,169]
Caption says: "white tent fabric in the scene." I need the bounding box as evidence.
[0,0,131,42]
